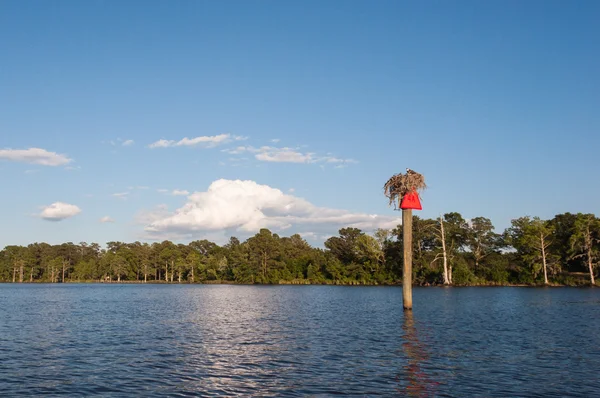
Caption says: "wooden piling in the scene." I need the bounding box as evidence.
[402,208,413,311]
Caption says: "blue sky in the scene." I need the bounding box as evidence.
[1,0,599,247]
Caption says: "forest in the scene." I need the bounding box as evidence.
[1,212,598,286]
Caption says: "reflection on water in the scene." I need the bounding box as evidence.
[178,286,291,394]
[400,311,437,397]
[1,285,600,396]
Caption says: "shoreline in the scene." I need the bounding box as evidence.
[0,280,596,288]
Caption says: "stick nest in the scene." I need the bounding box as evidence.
[383,169,426,209]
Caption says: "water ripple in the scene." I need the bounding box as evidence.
[0,285,599,396]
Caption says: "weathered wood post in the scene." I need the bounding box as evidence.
[402,208,413,310]
[384,168,425,312]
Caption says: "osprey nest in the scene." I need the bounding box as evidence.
[383,168,427,209]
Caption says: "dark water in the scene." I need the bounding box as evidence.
[1,285,599,397]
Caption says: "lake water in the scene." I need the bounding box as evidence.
[0,285,599,397]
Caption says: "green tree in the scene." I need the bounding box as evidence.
[325,228,364,265]
[246,229,281,283]
[354,234,385,278]
[569,213,600,285]
[224,237,246,281]
[47,257,63,283]
[548,213,579,272]
[73,258,99,281]
[392,217,438,285]
[466,217,502,271]
[306,249,327,282]
[136,242,153,283]
[443,212,469,283]
[189,239,218,256]
[280,234,313,279]
[186,251,201,282]
[175,256,187,283]
[507,216,558,285]
[158,241,179,282]
[113,253,128,282]
[324,253,345,282]
[26,243,51,282]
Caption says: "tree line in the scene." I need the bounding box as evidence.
[1,212,598,286]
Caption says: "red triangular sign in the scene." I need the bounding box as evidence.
[400,190,422,210]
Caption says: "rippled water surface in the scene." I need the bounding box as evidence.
[1,285,599,396]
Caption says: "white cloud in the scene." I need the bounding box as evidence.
[323,156,358,164]
[0,148,72,166]
[100,216,115,223]
[143,179,400,241]
[221,145,356,165]
[221,146,312,162]
[136,204,170,225]
[40,202,81,221]
[177,135,228,147]
[122,140,134,146]
[221,146,249,155]
[148,139,173,149]
[270,138,281,143]
[112,192,129,199]
[255,147,315,163]
[148,134,238,149]
[172,189,190,196]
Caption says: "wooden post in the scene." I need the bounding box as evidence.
[403,208,413,310]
